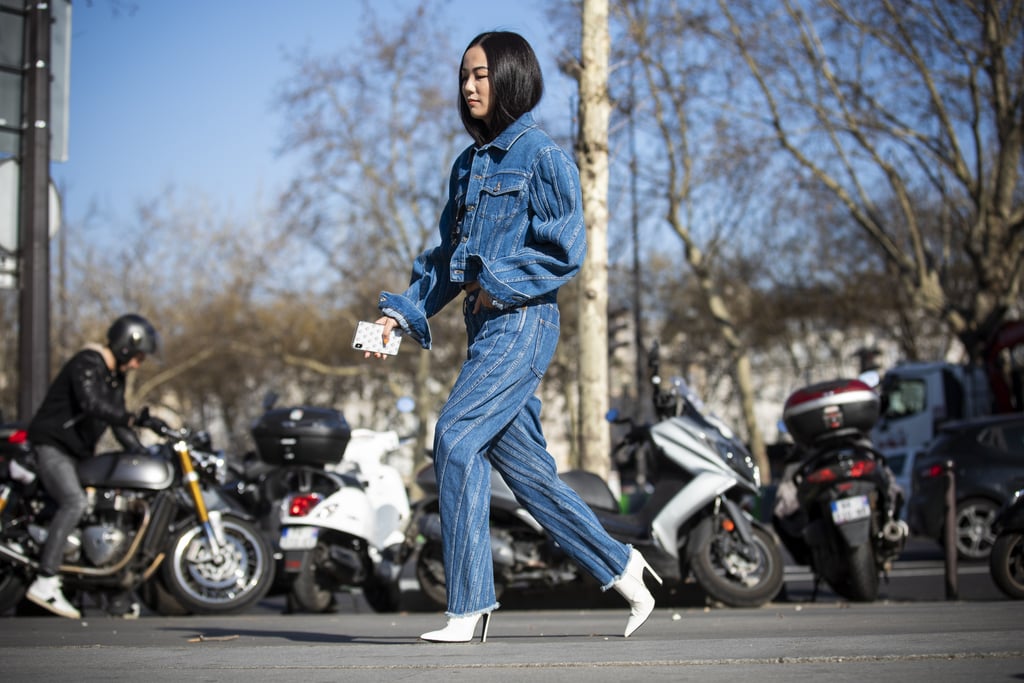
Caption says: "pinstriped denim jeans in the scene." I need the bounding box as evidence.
[433,292,631,617]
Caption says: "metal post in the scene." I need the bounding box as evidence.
[943,459,958,600]
[17,0,52,421]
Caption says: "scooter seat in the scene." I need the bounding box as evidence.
[559,470,619,512]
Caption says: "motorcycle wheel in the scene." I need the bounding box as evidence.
[833,541,879,602]
[688,517,785,608]
[414,539,507,609]
[989,531,1024,599]
[0,567,28,616]
[415,540,448,609]
[289,542,337,613]
[137,575,190,616]
[160,515,274,614]
[362,576,401,613]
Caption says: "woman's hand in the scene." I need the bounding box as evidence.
[365,316,399,360]
[473,289,496,314]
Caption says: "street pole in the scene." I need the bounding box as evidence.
[17,0,52,421]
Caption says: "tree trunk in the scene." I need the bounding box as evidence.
[575,0,612,478]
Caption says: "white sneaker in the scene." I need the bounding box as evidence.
[27,574,81,619]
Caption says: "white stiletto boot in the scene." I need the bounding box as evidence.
[612,549,663,637]
[419,612,492,643]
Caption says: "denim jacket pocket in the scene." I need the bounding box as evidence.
[478,172,528,222]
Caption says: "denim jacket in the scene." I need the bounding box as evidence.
[378,112,587,349]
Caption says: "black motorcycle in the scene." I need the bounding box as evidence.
[140,395,355,615]
[0,420,274,617]
[773,378,908,602]
[412,344,785,609]
[990,489,1024,599]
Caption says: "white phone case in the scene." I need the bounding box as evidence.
[352,321,403,355]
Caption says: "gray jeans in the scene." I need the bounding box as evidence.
[34,444,88,576]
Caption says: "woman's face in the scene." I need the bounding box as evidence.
[461,45,492,124]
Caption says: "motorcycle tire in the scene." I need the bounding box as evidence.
[414,539,506,609]
[989,531,1024,599]
[289,542,337,613]
[362,576,401,613]
[0,567,28,616]
[687,516,785,608]
[414,540,449,610]
[137,574,190,616]
[833,541,879,602]
[160,515,274,614]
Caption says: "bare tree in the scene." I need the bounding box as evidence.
[274,0,469,465]
[614,0,771,477]
[718,0,1024,360]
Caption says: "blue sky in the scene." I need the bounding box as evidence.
[51,0,562,230]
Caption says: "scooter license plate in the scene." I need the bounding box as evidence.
[831,495,871,524]
[280,526,319,550]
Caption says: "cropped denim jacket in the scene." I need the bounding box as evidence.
[378,111,587,349]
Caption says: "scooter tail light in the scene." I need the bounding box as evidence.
[805,467,838,484]
[288,493,322,517]
[848,459,876,478]
[8,429,27,445]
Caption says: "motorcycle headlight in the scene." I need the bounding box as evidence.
[715,437,761,489]
[193,450,228,485]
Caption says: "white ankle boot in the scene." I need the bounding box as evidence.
[612,549,662,637]
[420,612,492,643]
[27,574,81,619]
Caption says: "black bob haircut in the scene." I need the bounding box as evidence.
[459,31,544,146]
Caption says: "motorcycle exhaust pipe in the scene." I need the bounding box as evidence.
[0,541,35,569]
[882,519,909,543]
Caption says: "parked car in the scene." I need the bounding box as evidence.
[907,414,1024,561]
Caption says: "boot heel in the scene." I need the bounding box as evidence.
[643,557,663,586]
[480,612,491,643]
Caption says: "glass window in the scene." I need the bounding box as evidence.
[880,378,928,420]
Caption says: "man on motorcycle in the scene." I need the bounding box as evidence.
[24,314,159,618]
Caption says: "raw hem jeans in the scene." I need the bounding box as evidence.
[433,293,631,617]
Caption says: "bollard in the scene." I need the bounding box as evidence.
[943,459,958,600]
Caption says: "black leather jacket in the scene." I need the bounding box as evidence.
[28,346,143,458]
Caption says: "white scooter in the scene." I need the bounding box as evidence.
[278,427,412,613]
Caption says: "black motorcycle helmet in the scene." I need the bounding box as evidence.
[107,314,160,365]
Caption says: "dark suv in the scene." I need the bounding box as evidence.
[907,413,1024,561]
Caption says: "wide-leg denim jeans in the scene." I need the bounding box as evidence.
[433,292,631,617]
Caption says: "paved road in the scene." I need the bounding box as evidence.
[2,539,1021,682]
[2,598,1020,682]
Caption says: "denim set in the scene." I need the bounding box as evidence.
[379,112,630,617]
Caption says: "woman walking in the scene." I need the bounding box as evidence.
[367,31,660,643]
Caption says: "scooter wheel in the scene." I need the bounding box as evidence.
[688,517,785,608]
[289,542,337,613]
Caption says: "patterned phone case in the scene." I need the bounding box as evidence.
[352,321,403,355]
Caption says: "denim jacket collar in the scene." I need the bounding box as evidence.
[479,112,537,152]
